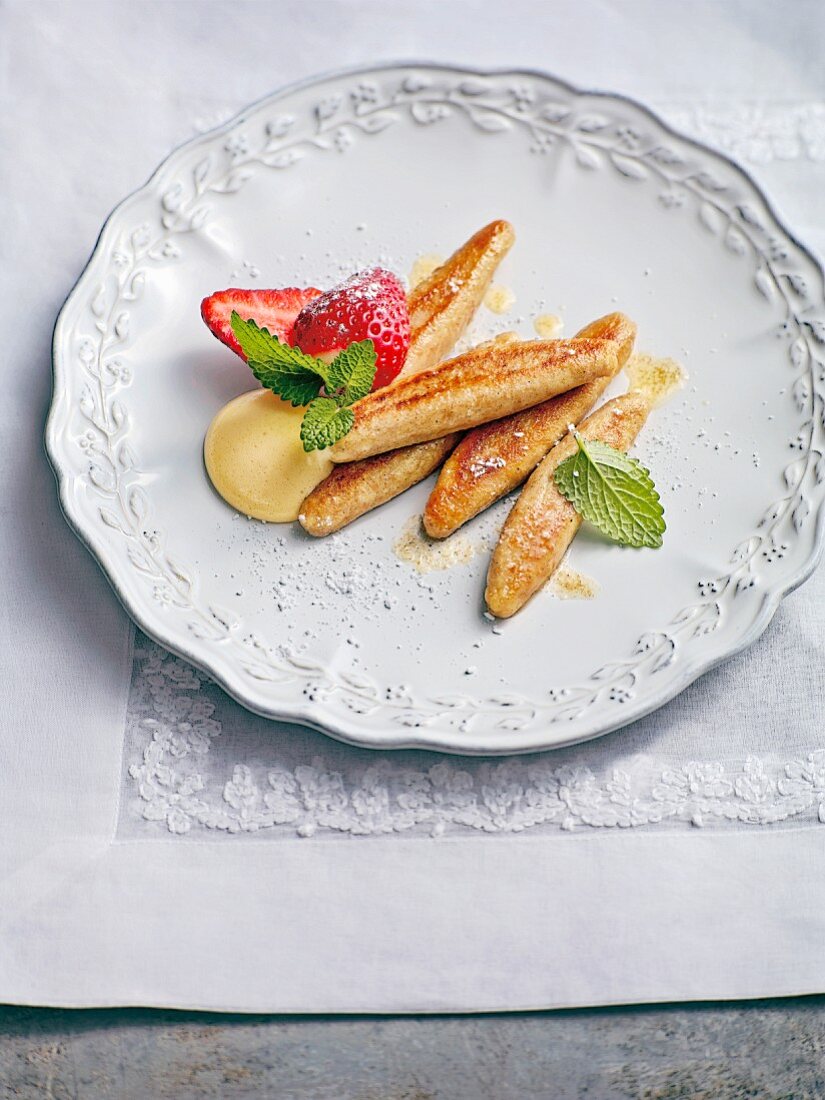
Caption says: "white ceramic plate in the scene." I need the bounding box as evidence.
[47,63,825,755]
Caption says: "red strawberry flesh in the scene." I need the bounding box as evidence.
[292,267,410,390]
[201,287,322,360]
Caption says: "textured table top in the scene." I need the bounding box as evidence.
[2,998,824,1098]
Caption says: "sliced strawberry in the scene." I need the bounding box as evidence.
[201,287,322,360]
[292,268,410,390]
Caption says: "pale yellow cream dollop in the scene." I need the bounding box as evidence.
[204,390,333,522]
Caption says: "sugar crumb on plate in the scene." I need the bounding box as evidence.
[549,564,600,600]
[408,253,444,289]
[393,516,479,574]
[484,284,516,314]
[533,313,563,338]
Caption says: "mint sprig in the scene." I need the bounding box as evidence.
[300,399,355,452]
[230,312,376,451]
[250,356,325,408]
[554,431,665,549]
[326,339,378,405]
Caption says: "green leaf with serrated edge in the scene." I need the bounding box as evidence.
[326,339,377,404]
[248,358,322,407]
[229,312,276,362]
[554,433,665,548]
[230,312,330,406]
[300,398,355,452]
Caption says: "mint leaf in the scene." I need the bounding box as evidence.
[230,311,329,406]
[326,339,377,404]
[229,313,287,364]
[300,398,355,452]
[248,358,322,407]
[554,432,665,548]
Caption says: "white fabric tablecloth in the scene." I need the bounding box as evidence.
[3,0,825,1011]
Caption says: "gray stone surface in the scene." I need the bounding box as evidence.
[1,999,824,1098]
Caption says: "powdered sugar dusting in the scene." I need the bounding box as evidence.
[469,456,507,479]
